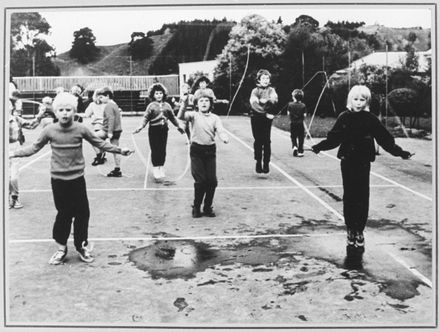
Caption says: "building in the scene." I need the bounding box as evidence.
[178,60,218,87]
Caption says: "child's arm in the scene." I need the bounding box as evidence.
[83,126,132,155]
[249,88,265,113]
[215,117,229,144]
[10,128,50,158]
[372,117,412,158]
[165,104,185,133]
[311,114,345,153]
[133,104,152,134]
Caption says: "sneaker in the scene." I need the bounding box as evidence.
[77,242,94,263]
[262,163,270,174]
[203,206,216,217]
[107,169,122,177]
[49,248,67,265]
[159,166,166,178]
[192,206,202,218]
[297,152,304,157]
[346,229,356,247]
[153,167,161,179]
[9,196,14,209]
[13,198,24,209]
[355,232,365,248]
[255,162,262,174]
[293,147,298,157]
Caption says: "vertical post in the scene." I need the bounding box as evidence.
[302,50,305,86]
[32,55,36,76]
[385,43,389,128]
[129,56,133,112]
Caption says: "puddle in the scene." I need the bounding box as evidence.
[128,240,281,280]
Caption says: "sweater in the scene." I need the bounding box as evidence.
[103,101,122,135]
[249,85,278,116]
[141,101,179,128]
[312,109,407,162]
[12,122,123,180]
[182,111,227,145]
[288,101,306,124]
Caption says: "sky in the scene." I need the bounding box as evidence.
[37,5,432,54]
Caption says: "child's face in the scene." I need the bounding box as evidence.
[197,97,211,113]
[99,94,109,103]
[56,105,75,125]
[259,74,270,87]
[199,81,207,89]
[351,94,368,112]
[154,91,164,101]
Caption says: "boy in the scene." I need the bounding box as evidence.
[98,87,124,177]
[311,85,412,250]
[10,92,132,265]
[178,91,229,218]
[288,89,307,157]
[249,69,278,174]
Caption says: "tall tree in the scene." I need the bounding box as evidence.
[128,32,153,60]
[10,12,59,76]
[214,14,287,112]
[69,27,100,64]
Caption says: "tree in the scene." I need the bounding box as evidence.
[128,32,153,60]
[69,27,100,64]
[10,12,59,76]
[213,14,287,113]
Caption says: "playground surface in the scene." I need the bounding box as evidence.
[4,115,435,330]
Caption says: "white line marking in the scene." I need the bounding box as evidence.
[274,128,432,201]
[223,128,344,221]
[18,149,51,172]
[9,232,346,244]
[19,184,398,193]
[386,251,432,288]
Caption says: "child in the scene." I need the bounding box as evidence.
[32,96,57,128]
[83,88,108,166]
[133,83,185,181]
[10,90,25,145]
[249,69,278,174]
[178,91,229,218]
[311,85,412,250]
[192,76,229,104]
[177,83,195,140]
[9,92,132,264]
[8,100,36,209]
[288,89,307,157]
[97,87,124,177]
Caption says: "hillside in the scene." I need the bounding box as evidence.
[53,24,430,76]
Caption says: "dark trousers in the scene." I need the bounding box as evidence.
[251,116,273,164]
[290,123,305,153]
[341,159,371,232]
[51,176,90,251]
[148,125,168,167]
[190,143,217,209]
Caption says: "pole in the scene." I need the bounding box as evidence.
[385,43,389,128]
[302,50,305,86]
[32,55,35,76]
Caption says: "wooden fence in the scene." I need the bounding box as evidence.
[13,75,180,95]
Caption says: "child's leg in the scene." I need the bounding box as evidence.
[70,176,91,251]
[290,123,297,149]
[262,118,273,168]
[148,126,162,167]
[9,145,20,198]
[51,178,75,247]
[203,147,217,213]
[298,125,305,154]
[110,134,121,169]
[190,144,207,214]
[250,117,263,162]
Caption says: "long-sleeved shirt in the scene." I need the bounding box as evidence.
[180,111,227,145]
[312,109,407,162]
[84,102,106,129]
[12,122,123,180]
[249,85,278,116]
[141,101,180,128]
[103,100,122,135]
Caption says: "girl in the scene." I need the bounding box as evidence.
[178,91,229,218]
[312,85,412,250]
[133,83,185,180]
[249,69,278,174]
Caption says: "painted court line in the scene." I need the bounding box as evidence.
[9,232,346,244]
[18,149,51,172]
[19,184,398,193]
[274,128,432,201]
[223,126,432,288]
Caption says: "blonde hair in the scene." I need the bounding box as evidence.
[53,92,78,111]
[346,85,371,111]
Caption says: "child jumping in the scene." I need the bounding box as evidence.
[133,83,185,181]
[249,69,278,174]
[311,85,412,250]
[178,91,229,218]
[9,92,132,265]
[288,89,307,157]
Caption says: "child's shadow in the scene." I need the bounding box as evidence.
[343,246,364,270]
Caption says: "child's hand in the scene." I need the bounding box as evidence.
[121,148,134,156]
[266,113,274,120]
[401,151,414,159]
[133,127,142,134]
[177,126,185,134]
[259,98,267,104]
[311,145,320,154]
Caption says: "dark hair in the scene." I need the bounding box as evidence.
[192,76,211,93]
[97,86,114,99]
[148,83,168,101]
[194,92,214,111]
[292,89,304,101]
[256,69,271,82]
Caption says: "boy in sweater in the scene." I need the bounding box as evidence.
[249,69,278,174]
[288,89,307,157]
[10,92,132,265]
